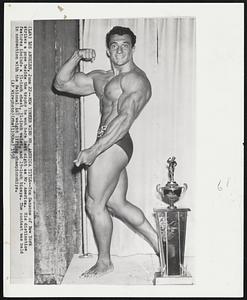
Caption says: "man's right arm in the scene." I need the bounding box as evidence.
[53,49,96,96]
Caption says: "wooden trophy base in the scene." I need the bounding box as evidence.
[153,271,193,285]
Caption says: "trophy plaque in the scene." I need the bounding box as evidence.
[153,157,193,285]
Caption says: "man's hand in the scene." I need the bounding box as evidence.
[73,147,97,167]
[75,49,96,62]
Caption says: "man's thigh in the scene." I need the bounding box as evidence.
[86,144,128,205]
[107,168,128,206]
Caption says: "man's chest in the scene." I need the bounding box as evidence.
[94,75,123,102]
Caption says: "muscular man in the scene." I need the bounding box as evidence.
[54,26,159,278]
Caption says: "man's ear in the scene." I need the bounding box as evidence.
[132,46,135,54]
[106,49,110,57]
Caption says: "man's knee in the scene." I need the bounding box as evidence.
[107,200,146,226]
[106,200,124,215]
[85,190,103,218]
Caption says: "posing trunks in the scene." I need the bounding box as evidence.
[97,124,133,162]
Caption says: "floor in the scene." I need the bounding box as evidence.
[62,254,194,285]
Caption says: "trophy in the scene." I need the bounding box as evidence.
[153,157,192,285]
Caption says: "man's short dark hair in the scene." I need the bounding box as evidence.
[106,26,136,48]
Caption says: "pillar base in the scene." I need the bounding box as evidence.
[153,271,193,285]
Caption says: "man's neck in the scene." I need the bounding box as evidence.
[111,61,135,76]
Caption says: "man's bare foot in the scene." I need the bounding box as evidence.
[79,261,114,278]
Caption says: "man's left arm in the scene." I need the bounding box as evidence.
[74,73,151,166]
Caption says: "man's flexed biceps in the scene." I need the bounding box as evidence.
[54,26,158,278]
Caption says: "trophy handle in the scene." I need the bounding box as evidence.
[156,184,163,197]
[181,183,188,196]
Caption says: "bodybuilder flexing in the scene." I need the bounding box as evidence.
[54,26,159,278]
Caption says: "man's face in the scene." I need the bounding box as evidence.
[107,34,135,66]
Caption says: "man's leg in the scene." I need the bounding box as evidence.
[80,145,128,278]
[107,168,159,254]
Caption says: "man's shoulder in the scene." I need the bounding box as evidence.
[122,68,151,92]
[125,68,147,80]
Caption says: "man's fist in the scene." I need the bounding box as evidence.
[73,147,97,167]
[75,49,96,62]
